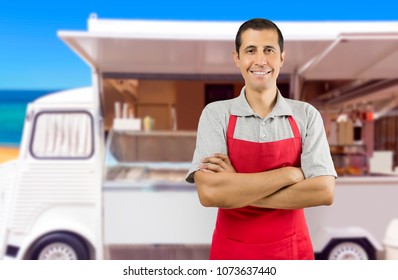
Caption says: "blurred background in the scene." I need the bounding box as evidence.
[2,0,398,261]
[0,0,397,161]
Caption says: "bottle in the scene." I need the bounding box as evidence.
[366,101,374,121]
[353,116,363,145]
[359,101,366,121]
[336,107,347,145]
[337,105,353,145]
[351,103,359,121]
[143,116,154,132]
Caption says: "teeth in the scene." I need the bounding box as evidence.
[252,71,271,75]
[252,71,268,75]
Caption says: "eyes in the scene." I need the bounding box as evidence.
[245,47,276,55]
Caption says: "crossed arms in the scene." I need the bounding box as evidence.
[194,153,335,210]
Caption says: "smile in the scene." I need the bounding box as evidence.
[250,70,272,76]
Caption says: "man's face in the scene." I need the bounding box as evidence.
[233,28,285,93]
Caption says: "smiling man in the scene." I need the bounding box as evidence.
[186,18,337,260]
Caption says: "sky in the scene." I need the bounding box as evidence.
[1,0,398,90]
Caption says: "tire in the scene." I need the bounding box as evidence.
[322,238,376,260]
[28,232,89,260]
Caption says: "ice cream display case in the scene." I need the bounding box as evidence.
[105,130,196,188]
[102,129,216,260]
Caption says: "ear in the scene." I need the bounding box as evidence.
[280,51,285,67]
[233,51,240,68]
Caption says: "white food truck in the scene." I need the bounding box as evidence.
[1,17,398,260]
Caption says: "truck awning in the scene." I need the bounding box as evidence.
[58,18,398,80]
[299,33,398,80]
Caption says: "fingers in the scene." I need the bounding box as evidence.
[212,153,234,166]
[202,153,230,163]
[202,156,226,165]
[200,164,223,172]
[200,154,235,173]
[198,168,215,173]
[212,153,229,161]
[200,157,228,172]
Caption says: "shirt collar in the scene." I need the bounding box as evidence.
[231,86,293,117]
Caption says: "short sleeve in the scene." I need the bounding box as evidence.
[300,107,338,179]
[185,105,228,183]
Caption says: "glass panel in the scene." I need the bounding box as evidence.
[105,131,195,185]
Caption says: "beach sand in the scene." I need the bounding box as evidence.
[0,146,19,164]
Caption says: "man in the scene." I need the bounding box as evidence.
[186,18,337,260]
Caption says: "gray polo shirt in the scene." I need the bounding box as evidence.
[186,87,337,183]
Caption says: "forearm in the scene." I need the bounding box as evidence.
[251,175,335,209]
[194,167,303,209]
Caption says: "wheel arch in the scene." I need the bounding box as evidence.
[14,205,100,259]
[23,230,95,260]
[312,227,383,259]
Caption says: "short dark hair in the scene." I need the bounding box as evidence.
[235,18,284,54]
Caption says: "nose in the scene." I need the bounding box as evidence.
[255,52,267,66]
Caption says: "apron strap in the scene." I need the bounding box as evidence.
[288,116,300,138]
[227,115,237,139]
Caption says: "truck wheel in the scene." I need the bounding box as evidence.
[29,232,89,260]
[324,239,376,260]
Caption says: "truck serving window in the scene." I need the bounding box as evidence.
[30,111,94,159]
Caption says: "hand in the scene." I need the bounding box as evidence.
[199,153,236,173]
[288,167,305,184]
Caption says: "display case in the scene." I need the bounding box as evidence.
[105,130,196,188]
[102,130,216,260]
[330,144,369,176]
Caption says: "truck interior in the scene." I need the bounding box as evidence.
[58,19,398,170]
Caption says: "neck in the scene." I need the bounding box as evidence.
[245,87,278,118]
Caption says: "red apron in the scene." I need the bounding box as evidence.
[209,115,314,260]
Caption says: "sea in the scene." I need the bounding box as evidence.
[0,90,58,147]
